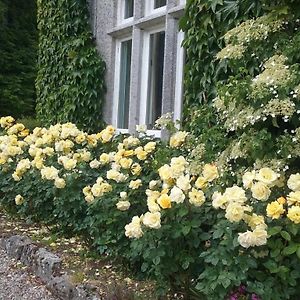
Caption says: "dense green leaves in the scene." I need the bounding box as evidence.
[36,0,106,132]
[0,0,37,118]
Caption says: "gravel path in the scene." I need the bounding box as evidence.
[0,249,58,300]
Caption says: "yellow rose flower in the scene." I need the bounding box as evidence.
[157,194,172,209]
[266,201,285,219]
[99,153,110,164]
[287,173,300,191]
[125,216,143,239]
[134,147,148,160]
[188,188,205,207]
[15,194,24,205]
[75,133,86,144]
[195,176,207,189]
[119,158,133,169]
[287,191,300,206]
[202,164,219,182]
[54,177,66,189]
[144,142,156,153]
[116,200,131,211]
[142,212,161,229]
[169,131,188,148]
[123,149,134,157]
[251,182,271,201]
[129,179,142,190]
[287,206,300,224]
[255,167,279,187]
[131,163,142,176]
[225,203,245,222]
[158,164,172,182]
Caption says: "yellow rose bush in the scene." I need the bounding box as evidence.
[0,116,300,299]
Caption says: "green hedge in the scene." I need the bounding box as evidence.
[36,0,106,132]
[0,0,37,118]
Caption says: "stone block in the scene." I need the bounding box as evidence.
[5,235,31,259]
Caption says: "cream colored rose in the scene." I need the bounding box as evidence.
[89,159,101,169]
[266,201,285,219]
[287,173,300,191]
[212,191,228,209]
[225,202,245,222]
[144,142,156,153]
[238,228,267,248]
[244,213,266,230]
[251,227,268,246]
[125,216,143,239]
[251,182,271,201]
[170,156,188,178]
[224,186,247,204]
[255,167,279,187]
[202,164,219,182]
[287,191,300,206]
[169,131,188,148]
[147,198,161,213]
[120,191,127,199]
[54,177,66,189]
[195,177,207,189]
[15,194,24,205]
[99,153,110,164]
[242,170,256,189]
[41,166,59,180]
[129,179,142,190]
[188,188,205,207]
[237,230,253,248]
[170,186,185,204]
[131,163,142,176]
[158,164,172,181]
[287,206,300,224]
[142,212,161,229]
[116,200,131,211]
[134,147,148,160]
[149,180,160,190]
[119,158,133,169]
[176,174,191,191]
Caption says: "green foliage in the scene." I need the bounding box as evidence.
[180,0,262,137]
[0,0,37,118]
[36,0,106,132]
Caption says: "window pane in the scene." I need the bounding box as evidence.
[146,31,165,128]
[124,0,134,19]
[118,40,132,129]
[154,0,166,9]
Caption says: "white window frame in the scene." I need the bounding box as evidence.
[145,0,167,16]
[139,25,166,137]
[117,0,134,25]
[113,36,133,134]
[173,30,185,124]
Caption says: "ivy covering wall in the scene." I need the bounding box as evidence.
[36,0,106,132]
[0,0,37,118]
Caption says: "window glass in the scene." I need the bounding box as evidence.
[154,0,167,9]
[146,31,165,127]
[124,0,134,19]
[118,39,132,129]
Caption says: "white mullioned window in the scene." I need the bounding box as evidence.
[139,26,165,133]
[145,0,167,15]
[118,0,134,24]
[113,37,132,131]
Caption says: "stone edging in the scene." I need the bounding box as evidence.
[0,235,100,300]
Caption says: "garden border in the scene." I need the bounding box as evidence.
[0,234,100,300]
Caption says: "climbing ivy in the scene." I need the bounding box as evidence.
[180,0,263,137]
[36,0,106,132]
[0,0,37,118]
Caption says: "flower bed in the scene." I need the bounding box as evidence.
[0,116,299,299]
